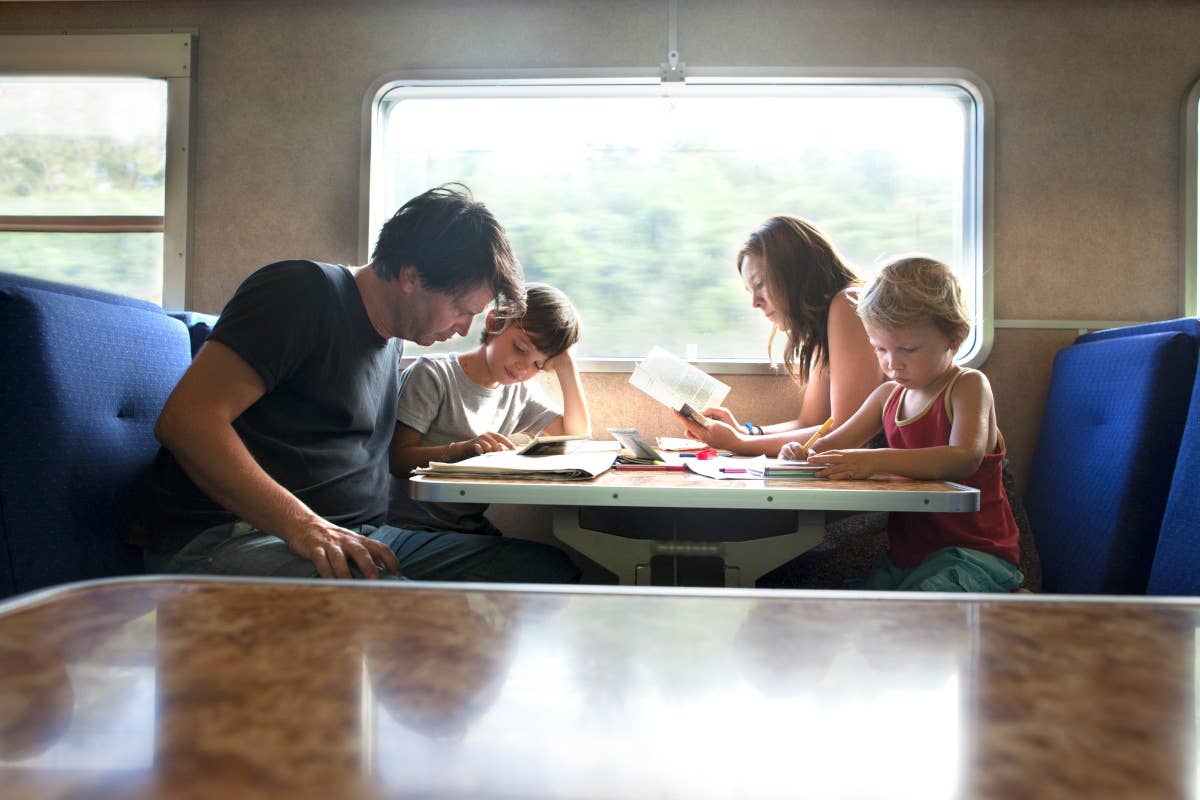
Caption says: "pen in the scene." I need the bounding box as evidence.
[720,467,747,473]
[799,416,836,453]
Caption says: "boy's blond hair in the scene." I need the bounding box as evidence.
[856,256,970,344]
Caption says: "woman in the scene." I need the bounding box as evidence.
[680,215,883,456]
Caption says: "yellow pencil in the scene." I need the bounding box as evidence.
[799,416,835,453]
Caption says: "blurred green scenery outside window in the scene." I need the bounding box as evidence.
[372,79,983,368]
[0,77,167,304]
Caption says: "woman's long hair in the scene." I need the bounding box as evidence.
[737,216,860,384]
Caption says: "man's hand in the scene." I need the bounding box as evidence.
[284,520,402,579]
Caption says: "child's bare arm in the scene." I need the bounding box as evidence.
[780,383,891,460]
[388,423,514,475]
[810,371,994,480]
[542,347,591,437]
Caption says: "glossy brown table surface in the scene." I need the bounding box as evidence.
[0,577,1194,799]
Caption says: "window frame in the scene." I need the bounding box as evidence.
[1183,78,1200,318]
[360,67,994,373]
[0,31,195,309]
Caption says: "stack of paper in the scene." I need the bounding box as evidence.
[413,449,617,481]
[655,436,709,452]
[759,459,823,479]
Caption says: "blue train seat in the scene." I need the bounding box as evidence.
[1025,320,1200,593]
[1146,350,1200,595]
[0,273,193,598]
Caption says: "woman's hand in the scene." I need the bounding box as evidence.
[701,406,738,427]
[675,412,747,451]
[806,449,880,480]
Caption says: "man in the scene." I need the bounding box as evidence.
[127,184,580,582]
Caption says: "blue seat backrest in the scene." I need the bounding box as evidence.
[0,271,163,313]
[1147,352,1200,595]
[1025,327,1198,593]
[168,311,219,356]
[1076,318,1200,345]
[0,275,193,598]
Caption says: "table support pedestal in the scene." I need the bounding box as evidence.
[551,507,826,587]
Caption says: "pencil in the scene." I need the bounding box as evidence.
[799,416,835,453]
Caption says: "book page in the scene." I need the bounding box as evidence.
[414,450,617,480]
[628,346,731,414]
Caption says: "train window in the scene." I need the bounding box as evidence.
[0,34,194,308]
[367,75,991,370]
[0,78,166,302]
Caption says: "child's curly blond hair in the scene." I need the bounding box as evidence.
[855,256,970,344]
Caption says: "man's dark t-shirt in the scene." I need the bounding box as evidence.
[128,260,402,553]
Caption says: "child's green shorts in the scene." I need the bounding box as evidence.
[861,546,1023,593]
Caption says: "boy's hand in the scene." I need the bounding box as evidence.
[778,441,807,461]
[806,449,879,480]
[548,346,577,376]
[454,432,516,459]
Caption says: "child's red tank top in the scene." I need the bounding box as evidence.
[882,370,1021,568]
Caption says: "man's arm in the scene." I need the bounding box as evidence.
[155,340,400,579]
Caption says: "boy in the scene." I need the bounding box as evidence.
[389,283,590,535]
[781,257,1022,592]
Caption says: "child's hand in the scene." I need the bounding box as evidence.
[778,441,807,461]
[806,449,879,480]
[455,432,516,459]
[547,346,577,376]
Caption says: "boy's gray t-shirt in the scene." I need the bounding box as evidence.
[389,353,560,533]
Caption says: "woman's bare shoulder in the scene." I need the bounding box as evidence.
[826,287,869,336]
[830,286,860,312]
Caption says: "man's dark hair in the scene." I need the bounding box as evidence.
[372,183,525,319]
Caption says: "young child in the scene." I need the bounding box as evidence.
[779,257,1023,592]
[388,282,590,535]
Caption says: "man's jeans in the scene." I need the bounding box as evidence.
[148,523,580,584]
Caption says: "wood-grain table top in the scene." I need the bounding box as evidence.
[0,576,1192,798]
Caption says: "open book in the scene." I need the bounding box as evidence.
[629,346,730,423]
[413,446,618,481]
[510,432,591,456]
